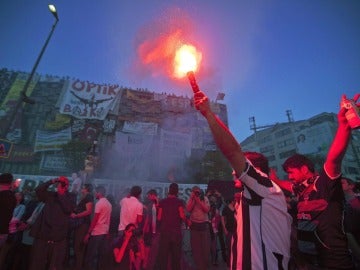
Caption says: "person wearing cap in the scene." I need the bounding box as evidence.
[29,176,76,270]
[0,173,16,249]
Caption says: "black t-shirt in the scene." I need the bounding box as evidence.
[112,235,138,270]
[297,171,353,269]
[344,196,360,243]
[74,193,94,224]
[159,197,184,234]
[0,190,16,234]
[221,205,236,233]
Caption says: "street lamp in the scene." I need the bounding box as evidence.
[48,5,59,21]
[22,4,59,104]
[0,4,59,138]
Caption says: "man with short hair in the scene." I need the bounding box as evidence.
[118,186,143,236]
[29,176,76,270]
[143,189,160,270]
[270,94,358,269]
[0,173,16,248]
[83,185,112,270]
[194,91,292,269]
[157,183,187,270]
[70,184,94,270]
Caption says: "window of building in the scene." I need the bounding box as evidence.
[347,166,360,175]
[258,135,273,145]
[275,128,291,138]
[260,145,274,153]
[277,138,295,149]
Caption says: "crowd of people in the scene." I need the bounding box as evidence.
[0,92,359,270]
[0,174,233,270]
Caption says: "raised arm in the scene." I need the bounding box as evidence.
[325,94,359,178]
[113,232,132,263]
[269,168,293,193]
[194,91,246,176]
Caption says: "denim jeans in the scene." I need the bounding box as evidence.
[84,234,109,270]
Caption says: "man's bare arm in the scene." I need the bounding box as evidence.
[325,95,356,178]
[194,91,246,175]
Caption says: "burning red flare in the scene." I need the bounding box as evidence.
[173,44,202,78]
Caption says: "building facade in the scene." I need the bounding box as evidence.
[0,68,231,183]
[241,113,360,181]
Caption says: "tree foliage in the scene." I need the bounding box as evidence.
[62,140,92,172]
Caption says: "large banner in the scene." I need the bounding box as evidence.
[40,152,68,171]
[0,73,39,113]
[158,129,192,179]
[102,131,156,180]
[0,73,39,141]
[44,113,71,130]
[34,127,72,152]
[59,80,122,120]
[122,121,158,136]
[8,145,34,162]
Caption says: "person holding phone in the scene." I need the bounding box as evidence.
[186,186,211,270]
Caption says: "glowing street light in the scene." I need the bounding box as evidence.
[48,4,59,21]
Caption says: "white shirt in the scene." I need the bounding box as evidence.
[118,196,143,231]
[71,176,82,194]
[92,197,112,236]
[231,160,291,270]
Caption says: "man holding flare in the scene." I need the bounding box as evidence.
[192,89,292,269]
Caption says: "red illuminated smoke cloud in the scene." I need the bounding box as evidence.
[133,8,197,81]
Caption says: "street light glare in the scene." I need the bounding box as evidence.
[48,4,56,13]
[48,4,59,20]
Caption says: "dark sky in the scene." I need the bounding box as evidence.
[1,0,359,141]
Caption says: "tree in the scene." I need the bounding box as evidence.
[62,140,92,172]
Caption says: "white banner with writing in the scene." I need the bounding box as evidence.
[59,80,122,120]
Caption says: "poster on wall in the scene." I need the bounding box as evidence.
[59,80,122,120]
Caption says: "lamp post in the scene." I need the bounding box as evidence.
[0,4,59,138]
